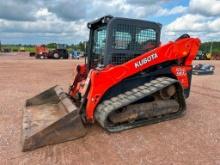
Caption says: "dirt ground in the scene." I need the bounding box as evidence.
[0,53,219,165]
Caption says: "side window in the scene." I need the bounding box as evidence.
[136,28,156,50]
[93,27,107,55]
[91,26,107,66]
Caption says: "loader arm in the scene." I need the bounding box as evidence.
[83,37,200,121]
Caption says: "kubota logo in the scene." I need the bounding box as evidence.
[134,53,158,68]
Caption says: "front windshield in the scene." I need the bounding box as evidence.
[112,25,157,51]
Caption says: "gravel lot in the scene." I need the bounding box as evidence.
[0,54,219,165]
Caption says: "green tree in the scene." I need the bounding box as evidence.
[47,43,57,49]
[200,42,220,53]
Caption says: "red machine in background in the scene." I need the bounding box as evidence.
[35,45,49,59]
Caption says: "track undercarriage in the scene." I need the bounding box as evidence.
[95,77,186,132]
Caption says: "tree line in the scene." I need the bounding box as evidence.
[2,41,220,54]
[1,41,87,52]
[200,41,220,54]
[47,42,86,52]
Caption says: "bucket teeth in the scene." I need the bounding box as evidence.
[22,86,87,151]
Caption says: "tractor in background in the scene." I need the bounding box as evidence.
[33,44,69,59]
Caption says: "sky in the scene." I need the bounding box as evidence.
[0,0,220,44]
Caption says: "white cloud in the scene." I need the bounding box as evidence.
[1,0,182,44]
[160,0,220,41]
[157,6,187,16]
[166,14,209,32]
[0,0,41,21]
[189,0,220,16]
[0,16,89,44]
[86,0,158,19]
[125,0,171,6]
[1,0,219,44]
[35,8,51,18]
[209,17,220,31]
[164,14,220,42]
[163,0,220,42]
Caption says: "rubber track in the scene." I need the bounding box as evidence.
[95,77,186,132]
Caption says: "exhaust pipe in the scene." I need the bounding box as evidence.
[22,86,87,151]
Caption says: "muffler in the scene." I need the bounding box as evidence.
[22,86,87,151]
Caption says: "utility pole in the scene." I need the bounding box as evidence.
[209,41,213,55]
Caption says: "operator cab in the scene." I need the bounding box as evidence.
[87,15,161,69]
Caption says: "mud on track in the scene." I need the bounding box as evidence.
[0,54,219,165]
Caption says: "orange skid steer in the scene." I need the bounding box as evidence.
[22,16,200,151]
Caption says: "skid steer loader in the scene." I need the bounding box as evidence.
[22,15,200,151]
